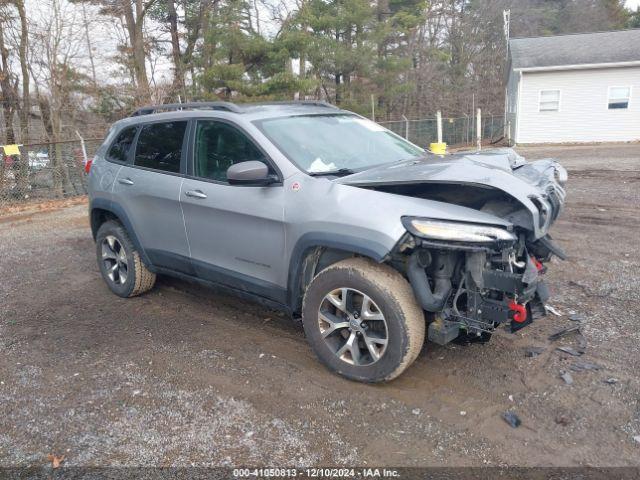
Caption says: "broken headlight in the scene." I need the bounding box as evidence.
[402,217,516,244]
[554,164,568,186]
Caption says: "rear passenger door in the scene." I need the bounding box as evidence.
[112,120,193,274]
[180,119,286,302]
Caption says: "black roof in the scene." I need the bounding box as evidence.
[509,29,640,70]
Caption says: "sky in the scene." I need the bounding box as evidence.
[626,0,640,9]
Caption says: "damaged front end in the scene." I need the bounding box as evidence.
[340,147,568,344]
[394,218,566,345]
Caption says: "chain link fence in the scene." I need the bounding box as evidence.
[1,138,103,209]
[379,114,506,149]
[1,113,507,209]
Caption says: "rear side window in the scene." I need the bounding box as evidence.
[134,121,187,173]
[107,126,137,163]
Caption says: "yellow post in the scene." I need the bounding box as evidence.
[430,142,447,155]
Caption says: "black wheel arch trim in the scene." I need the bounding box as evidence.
[287,232,390,314]
[90,198,155,271]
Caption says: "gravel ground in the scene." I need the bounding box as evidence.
[1,144,639,468]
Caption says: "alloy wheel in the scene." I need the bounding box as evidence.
[101,235,128,285]
[318,287,388,366]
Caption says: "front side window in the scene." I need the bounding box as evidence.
[194,120,267,182]
[608,86,630,109]
[539,90,560,112]
[254,114,423,174]
[134,121,187,173]
[107,126,137,163]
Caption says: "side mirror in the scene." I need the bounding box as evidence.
[227,161,275,186]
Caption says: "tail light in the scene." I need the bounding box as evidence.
[84,157,93,174]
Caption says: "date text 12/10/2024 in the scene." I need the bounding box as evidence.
[233,468,401,478]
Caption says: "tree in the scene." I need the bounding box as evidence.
[149,0,214,101]
[626,6,640,28]
[0,7,19,146]
[282,0,376,107]
[78,0,157,101]
[198,0,311,99]
[30,0,91,194]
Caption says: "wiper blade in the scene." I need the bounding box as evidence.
[308,168,356,177]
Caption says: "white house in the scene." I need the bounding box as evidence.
[506,29,640,144]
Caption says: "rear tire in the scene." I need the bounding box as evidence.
[95,220,156,298]
[302,257,425,382]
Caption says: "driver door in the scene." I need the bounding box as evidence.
[180,119,287,303]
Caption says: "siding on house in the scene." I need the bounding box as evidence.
[516,66,640,143]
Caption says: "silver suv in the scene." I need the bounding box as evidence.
[88,101,567,382]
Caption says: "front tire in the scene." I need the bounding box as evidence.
[302,257,425,382]
[95,220,156,298]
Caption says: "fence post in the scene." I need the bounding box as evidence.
[476,108,482,151]
[75,130,88,165]
[436,111,442,144]
[370,94,375,121]
[401,115,409,140]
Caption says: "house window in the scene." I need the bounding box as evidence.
[539,90,560,112]
[608,87,630,109]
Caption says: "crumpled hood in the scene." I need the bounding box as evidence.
[337,148,567,239]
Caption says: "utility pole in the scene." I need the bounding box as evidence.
[503,9,510,59]
[471,93,475,144]
[476,108,482,151]
[503,9,511,139]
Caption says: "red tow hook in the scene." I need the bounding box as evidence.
[508,301,528,323]
[532,257,545,273]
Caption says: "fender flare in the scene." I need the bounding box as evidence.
[286,232,390,313]
[90,198,154,270]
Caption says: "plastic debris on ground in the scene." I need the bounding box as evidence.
[502,411,521,428]
[570,362,602,372]
[545,305,562,316]
[524,346,545,357]
[557,346,584,357]
[548,325,580,341]
[560,372,574,385]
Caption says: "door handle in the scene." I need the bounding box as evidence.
[185,189,207,199]
[118,178,134,185]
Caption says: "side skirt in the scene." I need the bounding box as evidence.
[153,266,293,317]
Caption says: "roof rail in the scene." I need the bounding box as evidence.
[130,101,242,117]
[251,100,338,109]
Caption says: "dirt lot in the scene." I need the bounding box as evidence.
[1,144,639,468]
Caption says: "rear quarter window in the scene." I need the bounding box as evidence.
[106,126,138,163]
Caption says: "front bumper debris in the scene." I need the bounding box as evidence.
[405,242,555,346]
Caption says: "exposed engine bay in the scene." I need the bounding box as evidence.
[392,231,566,344]
[345,147,569,344]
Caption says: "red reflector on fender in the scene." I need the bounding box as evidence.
[84,158,93,174]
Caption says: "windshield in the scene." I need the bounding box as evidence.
[254,114,424,174]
